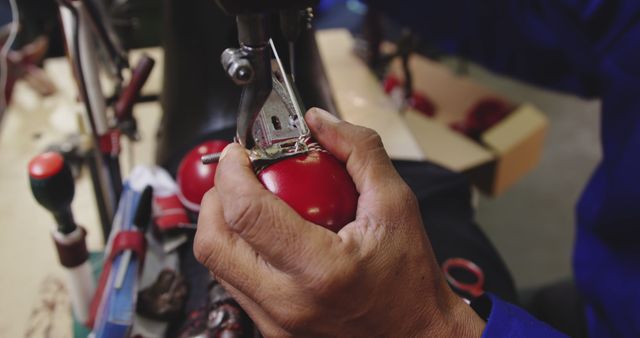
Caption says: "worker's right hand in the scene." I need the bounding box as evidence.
[194,108,486,337]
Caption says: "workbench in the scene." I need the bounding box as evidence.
[0,42,419,337]
[0,29,545,337]
[0,48,162,337]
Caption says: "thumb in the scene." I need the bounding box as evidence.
[305,108,400,193]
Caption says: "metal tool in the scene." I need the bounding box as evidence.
[115,54,156,141]
[442,258,485,301]
[57,0,121,237]
[201,152,223,165]
[28,152,96,324]
[204,5,359,232]
[204,0,318,164]
[56,0,156,241]
[280,8,312,82]
[217,39,311,164]
[75,0,129,77]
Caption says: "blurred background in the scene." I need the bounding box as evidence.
[0,0,601,336]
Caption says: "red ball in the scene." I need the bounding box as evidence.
[257,151,358,232]
[177,140,230,212]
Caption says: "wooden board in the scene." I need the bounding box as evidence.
[316,29,425,161]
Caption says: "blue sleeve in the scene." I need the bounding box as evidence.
[574,56,640,338]
[482,294,567,337]
[366,1,640,337]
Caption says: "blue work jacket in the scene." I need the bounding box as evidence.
[367,0,640,337]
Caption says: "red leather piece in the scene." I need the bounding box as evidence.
[108,231,147,264]
[154,195,190,231]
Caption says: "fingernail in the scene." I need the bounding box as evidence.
[309,108,340,123]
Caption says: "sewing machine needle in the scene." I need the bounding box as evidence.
[289,42,296,82]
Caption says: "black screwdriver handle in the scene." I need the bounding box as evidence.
[29,152,77,234]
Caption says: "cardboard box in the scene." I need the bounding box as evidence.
[316,29,548,196]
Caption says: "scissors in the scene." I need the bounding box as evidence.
[442,258,485,300]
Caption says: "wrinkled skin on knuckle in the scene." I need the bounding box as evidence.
[348,128,390,185]
[193,234,216,271]
[269,302,316,335]
[395,182,420,214]
[308,268,348,300]
[258,324,295,338]
[225,194,266,236]
[359,130,386,160]
[373,180,419,225]
[362,130,390,161]
[357,127,384,150]
[301,254,363,310]
[333,119,352,134]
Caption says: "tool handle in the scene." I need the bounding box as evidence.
[51,226,95,324]
[115,55,155,121]
[66,260,95,324]
[29,152,77,234]
[52,226,90,268]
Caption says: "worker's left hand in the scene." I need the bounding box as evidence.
[194,108,485,337]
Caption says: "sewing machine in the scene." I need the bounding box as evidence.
[158,0,336,172]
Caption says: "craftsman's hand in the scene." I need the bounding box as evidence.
[194,108,486,337]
